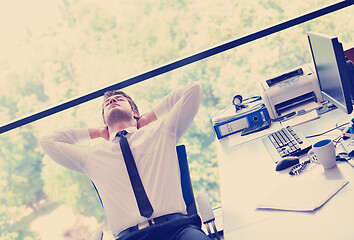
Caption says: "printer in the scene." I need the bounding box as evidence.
[258,64,323,120]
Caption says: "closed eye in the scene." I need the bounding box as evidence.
[104,96,126,107]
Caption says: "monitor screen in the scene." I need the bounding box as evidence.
[307,31,353,114]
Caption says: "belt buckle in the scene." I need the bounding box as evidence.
[137,219,156,230]
[137,221,150,230]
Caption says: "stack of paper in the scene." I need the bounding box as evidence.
[256,179,348,212]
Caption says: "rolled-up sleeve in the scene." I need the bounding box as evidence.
[40,127,91,173]
[153,81,203,142]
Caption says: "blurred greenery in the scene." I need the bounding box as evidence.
[0,0,353,239]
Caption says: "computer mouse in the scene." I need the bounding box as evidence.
[275,156,300,171]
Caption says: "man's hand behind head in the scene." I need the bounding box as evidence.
[137,111,157,129]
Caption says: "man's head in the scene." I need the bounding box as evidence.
[102,90,139,127]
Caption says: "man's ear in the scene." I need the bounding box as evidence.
[133,110,139,120]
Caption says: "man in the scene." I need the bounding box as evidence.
[40,82,211,240]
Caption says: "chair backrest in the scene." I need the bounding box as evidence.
[91,145,197,215]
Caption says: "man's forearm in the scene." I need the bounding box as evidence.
[137,110,157,129]
[89,127,109,140]
[40,127,91,173]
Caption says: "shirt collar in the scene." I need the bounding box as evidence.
[109,127,137,142]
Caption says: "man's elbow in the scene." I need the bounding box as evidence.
[190,81,203,101]
[39,135,54,154]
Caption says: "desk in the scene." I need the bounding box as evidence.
[217,108,354,240]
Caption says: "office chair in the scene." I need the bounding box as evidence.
[91,145,220,240]
[177,145,221,240]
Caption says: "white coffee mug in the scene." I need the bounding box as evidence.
[307,139,336,170]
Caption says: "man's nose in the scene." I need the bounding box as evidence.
[109,98,117,104]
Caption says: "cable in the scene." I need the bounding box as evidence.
[305,122,350,138]
[333,135,343,148]
[210,104,233,120]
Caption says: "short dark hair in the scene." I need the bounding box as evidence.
[102,90,139,122]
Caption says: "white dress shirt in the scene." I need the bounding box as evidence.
[40,82,203,236]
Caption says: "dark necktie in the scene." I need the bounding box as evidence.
[116,130,154,218]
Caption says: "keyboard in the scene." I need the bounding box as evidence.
[262,126,312,163]
[241,120,271,136]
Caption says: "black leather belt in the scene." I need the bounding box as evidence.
[117,213,184,238]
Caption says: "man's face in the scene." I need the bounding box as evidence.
[103,95,138,126]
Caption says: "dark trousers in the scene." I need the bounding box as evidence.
[117,214,212,240]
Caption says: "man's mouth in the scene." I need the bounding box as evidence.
[109,104,119,109]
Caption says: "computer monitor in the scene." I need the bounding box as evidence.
[307,31,353,114]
